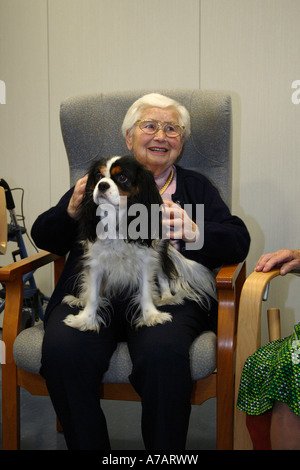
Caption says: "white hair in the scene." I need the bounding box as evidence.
[121,93,191,139]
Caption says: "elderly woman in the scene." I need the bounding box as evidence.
[32,93,250,450]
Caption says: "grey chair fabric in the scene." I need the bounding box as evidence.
[14,89,232,385]
[60,89,232,206]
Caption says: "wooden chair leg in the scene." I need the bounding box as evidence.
[216,303,235,450]
[2,280,23,450]
[2,364,21,450]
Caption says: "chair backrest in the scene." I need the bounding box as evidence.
[60,89,232,206]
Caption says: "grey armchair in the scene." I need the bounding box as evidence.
[1,89,246,450]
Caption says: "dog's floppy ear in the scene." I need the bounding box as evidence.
[135,165,163,208]
[127,163,164,244]
[78,158,107,241]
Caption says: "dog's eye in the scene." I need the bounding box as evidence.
[96,171,103,181]
[117,174,128,184]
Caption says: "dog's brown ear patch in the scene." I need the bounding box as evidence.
[111,166,122,175]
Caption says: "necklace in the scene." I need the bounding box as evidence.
[159,167,174,195]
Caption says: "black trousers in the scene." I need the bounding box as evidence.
[41,298,216,450]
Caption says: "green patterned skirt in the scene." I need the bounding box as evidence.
[237,323,300,416]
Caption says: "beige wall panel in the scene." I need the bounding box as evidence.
[0,0,200,317]
[1,0,200,309]
[0,0,49,234]
[47,0,200,204]
[0,0,52,302]
[200,0,300,338]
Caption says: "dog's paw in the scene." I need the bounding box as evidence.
[155,292,185,306]
[63,295,85,308]
[135,311,172,328]
[63,312,102,332]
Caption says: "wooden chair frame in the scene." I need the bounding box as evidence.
[234,268,300,449]
[1,250,246,450]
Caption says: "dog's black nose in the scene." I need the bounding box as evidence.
[97,181,110,193]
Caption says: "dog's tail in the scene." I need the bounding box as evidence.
[166,244,217,308]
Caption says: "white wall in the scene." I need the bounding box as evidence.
[0,0,299,340]
[0,0,51,298]
[200,0,300,339]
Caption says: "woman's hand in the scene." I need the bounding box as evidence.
[255,249,300,275]
[162,200,200,243]
[67,174,88,219]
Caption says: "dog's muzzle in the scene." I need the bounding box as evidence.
[93,178,120,205]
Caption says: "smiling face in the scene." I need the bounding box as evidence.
[125,107,184,176]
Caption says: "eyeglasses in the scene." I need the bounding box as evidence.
[135,119,185,138]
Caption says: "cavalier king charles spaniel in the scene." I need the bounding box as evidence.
[63,155,216,331]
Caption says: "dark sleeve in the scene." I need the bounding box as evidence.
[181,175,250,270]
[31,187,80,256]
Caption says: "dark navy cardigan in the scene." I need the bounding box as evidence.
[31,166,250,323]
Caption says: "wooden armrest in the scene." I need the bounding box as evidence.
[216,262,246,290]
[213,261,246,449]
[215,261,246,345]
[236,267,300,362]
[235,268,281,366]
[234,268,299,449]
[0,251,61,282]
[1,251,64,361]
[215,261,246,364]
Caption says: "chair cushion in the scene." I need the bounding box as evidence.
[13,323,217,382]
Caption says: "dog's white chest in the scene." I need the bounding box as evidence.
[88,239,151,285]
